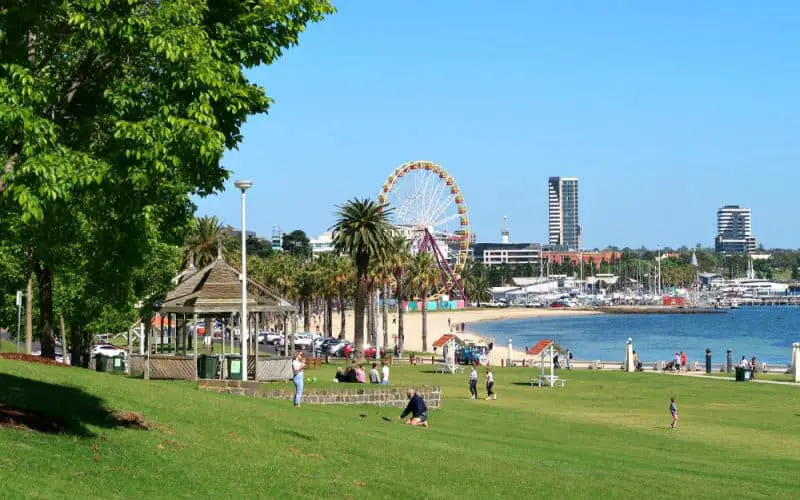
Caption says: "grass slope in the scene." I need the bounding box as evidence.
[1,360,799,499]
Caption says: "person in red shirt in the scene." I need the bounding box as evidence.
[680,352,687,370]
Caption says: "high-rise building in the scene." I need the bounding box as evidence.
[548,177,580,250]
[715,205,756,254]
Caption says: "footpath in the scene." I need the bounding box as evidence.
[647,369,800,387]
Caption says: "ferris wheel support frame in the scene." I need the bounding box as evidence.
[419,228,464,300]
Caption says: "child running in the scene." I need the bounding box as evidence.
[468,364,478,399]
[669,396,679,429]
[486,368,495,400]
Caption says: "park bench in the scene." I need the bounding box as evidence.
[437,363,464,374]
[529,375,566,388]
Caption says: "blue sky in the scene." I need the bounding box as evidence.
[196,0,800,250]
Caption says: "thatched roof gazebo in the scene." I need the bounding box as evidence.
[136,252,295,381]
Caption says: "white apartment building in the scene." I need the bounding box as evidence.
[715,205,756,254]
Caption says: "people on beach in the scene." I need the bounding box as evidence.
[669,396,679,429]
[292,352,305,407]
[397,388,429,427]
[469,364,478,399]
[381,361,390,385]
[369,363,380,384]
[486,368,495,400]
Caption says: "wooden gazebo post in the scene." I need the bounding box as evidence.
[193,313,199,381]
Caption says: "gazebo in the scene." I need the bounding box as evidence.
[526,339,566,387]
[133,252,295,380]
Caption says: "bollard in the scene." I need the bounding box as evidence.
[705,349,712,374]
[726,349,732,373]
[501,359,504,367]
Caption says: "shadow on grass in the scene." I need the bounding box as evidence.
[510,382,536,386]
[0,373,134,437]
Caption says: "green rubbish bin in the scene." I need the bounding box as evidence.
[95,354,111,372]
[198,354,220,379]
[226,355,243,380]
[735,367,747,381]
[110,356,126,373]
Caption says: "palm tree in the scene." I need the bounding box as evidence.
[385,235,411,351]
[331,198,393,358]
[465,275,492,307]
[334,256,355,339]
[184,216,226,268]
[408,252,439,353]
[294,260,320,332]
[316,254,340,337]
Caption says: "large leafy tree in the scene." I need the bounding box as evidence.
[282,229,313,260]
[331,198,392,358]
[0,1,334,357]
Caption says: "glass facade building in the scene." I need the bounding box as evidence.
[548,177,580,250]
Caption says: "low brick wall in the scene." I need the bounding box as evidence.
[197,380,441,409]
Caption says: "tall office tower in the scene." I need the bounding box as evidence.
[715,205,756,254]
[548,177,580,250]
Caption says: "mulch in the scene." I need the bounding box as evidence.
[0,403,66,433]
[0,353,67,367]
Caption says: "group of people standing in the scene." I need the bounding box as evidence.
[468,364,495,400]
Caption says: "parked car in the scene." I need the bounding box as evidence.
[277,333,313,350]
[92,343,126,358]
[326,339,351,357]
[312,336,334,353]
[343,344,385,359]
[257,331,283,344]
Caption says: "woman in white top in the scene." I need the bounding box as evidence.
[292,352,305,407]
[469,365,478,399]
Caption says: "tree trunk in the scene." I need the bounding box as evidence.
[303,299,311,332]
[382,283,389,349]
[59,313,68,365]
[325,297,333,337]
[338,292,346,339]
[366,286,375,346]
[35,262,56,358]
[396,279,404,352]
[25,274,33,354]
[353,261,368,358]
[69,324,91,368]
[421,290,428,352]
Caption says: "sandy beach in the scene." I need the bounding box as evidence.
[312,307,600,363]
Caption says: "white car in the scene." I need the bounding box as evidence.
[92,343,126,357]
[259,331,284,345]
[278,333,313,350]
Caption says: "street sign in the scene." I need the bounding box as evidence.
[16,290,22,306]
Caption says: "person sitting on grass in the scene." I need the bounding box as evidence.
[369,363,380,384]
[397,388,429,427]
[334,367,346,383]
[356,364,366,383]
[346,363,358,383]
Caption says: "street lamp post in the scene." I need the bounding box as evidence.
[235,179,253,381]
[15,290,22,352]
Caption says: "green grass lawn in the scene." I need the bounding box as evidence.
[0,338,19,352]
[1,361,799,499]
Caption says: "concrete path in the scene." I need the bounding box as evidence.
[645,369,800,387]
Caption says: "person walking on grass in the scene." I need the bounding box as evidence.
[369,362,380,384]
[292,352,306,408]
[468,364,478,399]
[669,396,679,429]
[486,367,495,400]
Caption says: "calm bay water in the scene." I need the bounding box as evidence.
[470,307,800,366]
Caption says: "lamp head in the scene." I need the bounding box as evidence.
[234,179,253,192]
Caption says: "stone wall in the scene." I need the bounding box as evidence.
[197,380,441,409]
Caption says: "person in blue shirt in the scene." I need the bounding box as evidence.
[397,388,429,427]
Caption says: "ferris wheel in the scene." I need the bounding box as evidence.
[378,161,470,298]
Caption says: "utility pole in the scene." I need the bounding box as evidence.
[15,290,22,352]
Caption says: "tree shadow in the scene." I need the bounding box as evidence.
[0,373,139,437]
[510,382,536,386]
